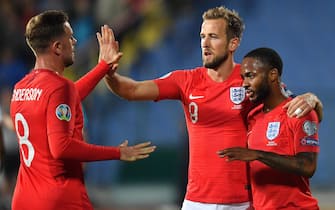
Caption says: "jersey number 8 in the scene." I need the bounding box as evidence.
[15,113,35,167]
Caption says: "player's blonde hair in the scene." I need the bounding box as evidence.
[202,6,244,41]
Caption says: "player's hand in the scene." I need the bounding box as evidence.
[119,140,156,162]
[217,147,257,162]
[283,92,322,120]
[96,25,123,71]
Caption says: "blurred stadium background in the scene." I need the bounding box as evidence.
[0,0,334,209]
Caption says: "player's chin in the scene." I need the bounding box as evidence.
[202,56,213,65]
[65,60,74,68]
[248,95,258,103]
[246,92,256,102]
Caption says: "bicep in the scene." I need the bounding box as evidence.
[132,80,159,101]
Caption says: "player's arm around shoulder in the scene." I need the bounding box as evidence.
[284,93,323,122]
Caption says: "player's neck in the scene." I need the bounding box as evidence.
[34,55,64,75]
[263,89,288,113]
[207,58,235,82]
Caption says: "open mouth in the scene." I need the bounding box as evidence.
[204,51,211,56]
[202,49,212,57]
[245,89,254,98]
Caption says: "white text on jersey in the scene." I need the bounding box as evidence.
[11,88,43,102]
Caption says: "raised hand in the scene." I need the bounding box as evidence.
[119,140,156,162]
[96,25,123,70]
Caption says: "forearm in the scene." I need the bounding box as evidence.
[104,72,137,100]
[256,151,317,178]
[49,133,120,161]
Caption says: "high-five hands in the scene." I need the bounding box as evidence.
[96,25,123,71]
[119,140,156,162]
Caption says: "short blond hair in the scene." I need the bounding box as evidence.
[203,6,244,41]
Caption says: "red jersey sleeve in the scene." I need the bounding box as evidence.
[47,81,120,161]
[75,60,110,101]
[153,70,186,100]
[291,110,320,154]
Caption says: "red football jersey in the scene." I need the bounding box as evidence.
[154,65,254,203]
[247,98,319,209]
[10,62,120,210]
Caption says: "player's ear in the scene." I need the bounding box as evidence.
[269,68,279,82]
[229,38,240,51]
[52,41,62,56]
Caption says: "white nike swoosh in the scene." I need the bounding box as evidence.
[189,94,205,100]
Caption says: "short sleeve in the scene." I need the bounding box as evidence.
[292,110,320,154]
[154,70,186,101]
[46,81,76,136]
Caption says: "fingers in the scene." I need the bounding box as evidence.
[217,149,233,160]
[133,141,153,148]
[113,52,123,63]
[133,144,156,157]
[101,25,116,43]
[119,140,128,147]
[285,96,314,118]
[217,147,246,161]
[138,145,156,154]
[120,141,156,162]
[97,24,123,66]
[103,25,108,42]
[96,32,102,46]
[217,150,225,157]
[109,25,115,41]
[134,154,150,160]
[100,25,111,44]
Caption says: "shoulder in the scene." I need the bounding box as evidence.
[248,103,263,120]
[44,72,74,88]
[284,98,319,124]
[288,109,319,129]
[156,67,205,81]
[35,71,76,95]
[281,100,319,136]
[247,103,263,128]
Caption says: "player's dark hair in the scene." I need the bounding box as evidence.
[25,10,69,53]
[202,6,245,41]
[244,47,283,76]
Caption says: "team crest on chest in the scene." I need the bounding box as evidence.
[266,122,280,141]
[230,87,245,104]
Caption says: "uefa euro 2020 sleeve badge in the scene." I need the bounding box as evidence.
[55,104,71,122]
